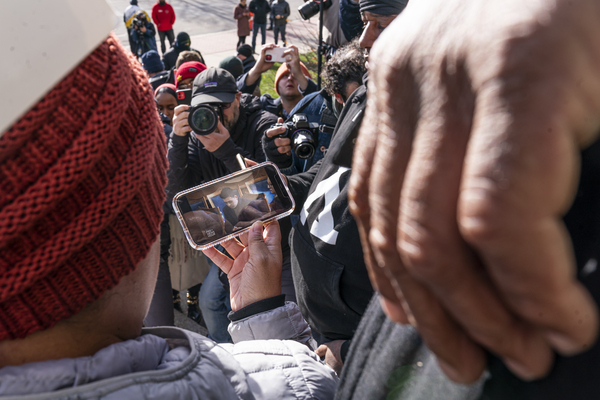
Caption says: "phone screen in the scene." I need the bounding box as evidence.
[173,163,294,250]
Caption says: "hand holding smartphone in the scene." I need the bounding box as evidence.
[173,162,294,250]
[176,88,192,106]
[264,47,288,63]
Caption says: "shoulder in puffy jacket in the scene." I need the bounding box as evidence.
[0,302,339,399]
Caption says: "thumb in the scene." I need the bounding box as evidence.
[248,221,267,250]
[315,345,327,357]
[277,117,284,123]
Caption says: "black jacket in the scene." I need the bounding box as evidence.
[162,46,206,71]
[242,55,256,73]
[249,0,271,24]
[166,94,278,202]
[287,83,373,341]
[271,0,290,26]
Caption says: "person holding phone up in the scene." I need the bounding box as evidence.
[167,66,278,344]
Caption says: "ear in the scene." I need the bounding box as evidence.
[235,92,242,102]
[335,94,344,105]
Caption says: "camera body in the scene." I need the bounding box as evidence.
[298,0,333,20]
[275,113,319,159]
[188,103,224,136]
[132,18,144,29]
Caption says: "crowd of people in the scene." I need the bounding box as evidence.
[2,0,600,398]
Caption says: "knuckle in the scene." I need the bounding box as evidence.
[458,189,511,247]
[398,221,447,282]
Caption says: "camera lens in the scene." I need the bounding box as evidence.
[297,0,332,20]
[292,130,316,159]
[298,1,319,20]
[189,105,218,135]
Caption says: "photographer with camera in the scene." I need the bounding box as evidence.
[263,38,366,175]
[260,0,407,375]
[167,67,277,343]
[131,11,157,58]
[240,45,318,118]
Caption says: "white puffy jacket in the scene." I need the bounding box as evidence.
[0,302,338,399]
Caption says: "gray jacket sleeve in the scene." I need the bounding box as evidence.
[228,302,317,350]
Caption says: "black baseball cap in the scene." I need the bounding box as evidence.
[191,67,238,105]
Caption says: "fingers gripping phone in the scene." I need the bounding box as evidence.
[173,162,295,250]
[265,47,288,63]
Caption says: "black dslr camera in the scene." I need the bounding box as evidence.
[132,18,144,29]
[188,104,224,136]
[275,114,319,159]
[298,0,332,20]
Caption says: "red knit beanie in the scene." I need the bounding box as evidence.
[0,34,168,341]
[175,61,207,87]
[274,62,312,94]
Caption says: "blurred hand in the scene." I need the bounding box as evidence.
[203,221,283,312]
[349,0,600,384]
[196,119,231,152]
[316,340,346,376]
[172,105,191,137]
[140,25,147,33]
[262,117,293,168]
[283,45,309,90]
[246,44,277,86]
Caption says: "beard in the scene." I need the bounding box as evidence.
[223,106,240,132]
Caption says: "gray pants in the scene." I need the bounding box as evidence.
[274,24,286,45]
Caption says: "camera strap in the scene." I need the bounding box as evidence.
[288,88,337,134]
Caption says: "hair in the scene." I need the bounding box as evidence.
[175,51,202,69]
[219,187,237,199]
[322,38,367,100]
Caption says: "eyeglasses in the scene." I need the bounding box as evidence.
[221,102,233,110]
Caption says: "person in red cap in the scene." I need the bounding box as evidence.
[175,60,207,89]
[0,17,337,399]
[239,44,318,118]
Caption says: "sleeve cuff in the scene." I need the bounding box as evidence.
[228,294,286,322]
[340,339,351,362]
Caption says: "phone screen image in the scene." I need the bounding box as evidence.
[173,163,294,250]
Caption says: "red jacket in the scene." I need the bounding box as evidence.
[151,2,176,31]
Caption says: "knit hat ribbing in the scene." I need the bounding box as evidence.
[0,34,168,340]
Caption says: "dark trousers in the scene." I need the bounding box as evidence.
[158,29,175,54]
[274,24,286,45]
[144,214,175,327]
[127,28,138,55]
[252,23,267,51]
[237,36,247,49]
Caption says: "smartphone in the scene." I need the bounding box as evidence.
[176,88,192,106]
[172,162,295,250]
[265,47,288,63]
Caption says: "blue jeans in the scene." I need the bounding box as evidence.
[252,23,267,51]
[198,262,232,343]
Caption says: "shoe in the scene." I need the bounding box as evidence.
[173,290,183,313]
[186,292,206,327]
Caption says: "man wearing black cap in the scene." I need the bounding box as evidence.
[162,32,205,70]
[236,44,257,74]
[262,0,408,375]
[167,67,277,343]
